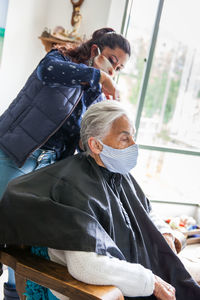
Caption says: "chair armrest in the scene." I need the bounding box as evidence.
[0,247,124,300]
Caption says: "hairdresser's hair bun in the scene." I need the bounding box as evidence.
[92,27,115,40]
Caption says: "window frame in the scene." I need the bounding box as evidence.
[120,0,200,204]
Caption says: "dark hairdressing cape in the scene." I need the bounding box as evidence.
[0,153,199,299]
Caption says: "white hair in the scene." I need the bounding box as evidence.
[80,100,134,154]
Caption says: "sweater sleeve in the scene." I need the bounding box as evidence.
[48,249,155,299]
[37,50,101,89]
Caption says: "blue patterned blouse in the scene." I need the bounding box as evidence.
[37,49,105,158]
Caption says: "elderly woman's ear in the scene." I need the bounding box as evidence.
[88,137,102,154]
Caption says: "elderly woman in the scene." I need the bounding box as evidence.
[0,101,200,300]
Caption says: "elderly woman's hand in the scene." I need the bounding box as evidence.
[163,233,177,253]
[99,70,120,100]
[154,275,176,300]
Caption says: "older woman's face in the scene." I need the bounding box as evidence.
[101,115,135,150]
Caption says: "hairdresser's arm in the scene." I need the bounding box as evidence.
[37,50,100,89]
[99,70,120,99]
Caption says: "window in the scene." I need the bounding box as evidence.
[0,0,9,65]
[119,0,159,117]
[119,0,200,203]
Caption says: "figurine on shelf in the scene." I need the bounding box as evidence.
[69,0,83,37]
[52,24,82,42]
[39,0,84,51]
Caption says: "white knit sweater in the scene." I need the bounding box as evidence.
[48,250,155,300]
[48,210,172,299]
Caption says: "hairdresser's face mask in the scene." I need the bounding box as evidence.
[99,141,139,174]
[93,47,115,76]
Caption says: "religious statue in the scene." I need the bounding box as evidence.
[39,0,84,52]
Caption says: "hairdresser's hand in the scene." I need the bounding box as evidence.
[154,275,176,300]
[163,233,177,253]
[99,70,120,100]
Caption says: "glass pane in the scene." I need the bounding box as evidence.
[132,149,200,203]
[137,0,200,151]
[0,0,9,66]
[118,0,159,118]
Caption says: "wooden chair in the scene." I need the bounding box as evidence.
[0,246,124,300]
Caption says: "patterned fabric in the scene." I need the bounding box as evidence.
[24,246,59,300]
[41,51,104,158]
[99,142,138,174]
[37,51,100,88]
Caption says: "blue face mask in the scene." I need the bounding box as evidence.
[99,141,139,174]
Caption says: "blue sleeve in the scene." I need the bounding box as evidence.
[36,50,101,89]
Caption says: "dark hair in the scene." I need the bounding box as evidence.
[55,27,131,63]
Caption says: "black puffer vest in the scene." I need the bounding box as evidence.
[0,69,83,167]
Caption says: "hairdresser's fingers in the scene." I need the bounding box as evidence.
[100,71,119,99]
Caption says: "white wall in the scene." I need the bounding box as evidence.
[0,0,126,113]
[0,0,50,112]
